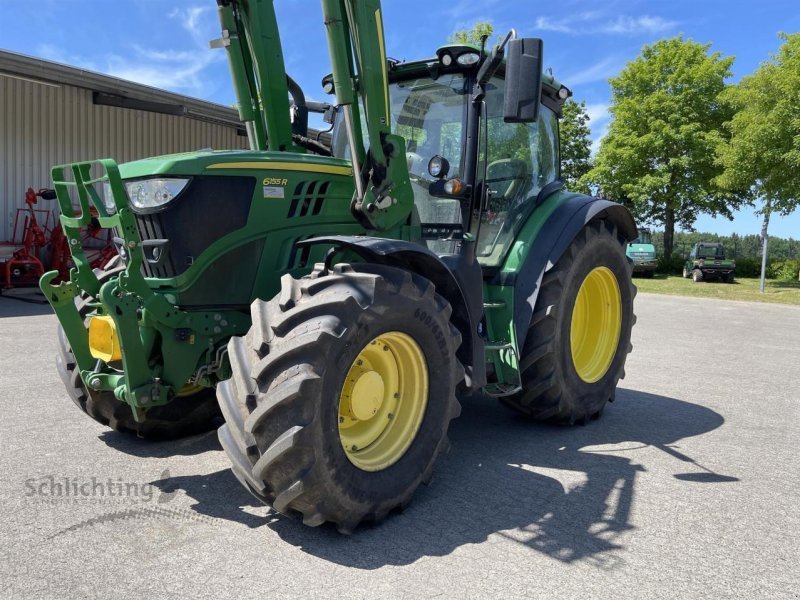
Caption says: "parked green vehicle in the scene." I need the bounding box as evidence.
[626,228,657,277]
[683,242,735,283]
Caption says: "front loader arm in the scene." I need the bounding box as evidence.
[322,0,414,230]
[214,0,298,153]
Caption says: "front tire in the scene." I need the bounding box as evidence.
[693,269,703,283]
[216,263,463,533]
[501,220,636,423]
[55,263,221,439]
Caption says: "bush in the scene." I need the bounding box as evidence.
[650,253,798,279]
[734,257,763,278]
[656,254,684,275]
[770,259,800,281]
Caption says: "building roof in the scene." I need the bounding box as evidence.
[0,49,243,131]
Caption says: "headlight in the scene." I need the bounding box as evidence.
[456,52,480,66]
[428,155,450,179]
[124,178,189,210]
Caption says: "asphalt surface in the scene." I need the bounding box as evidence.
[1,289,798,599]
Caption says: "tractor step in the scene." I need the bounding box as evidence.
[483,382,523,397]
[483,301,506,308]
[484,342,515,351]
[483,341,523,397]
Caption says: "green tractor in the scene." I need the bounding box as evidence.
[42,0,637,532]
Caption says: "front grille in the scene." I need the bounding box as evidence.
[133,175,255,279]
[136,212,176,278]
[287,180,330,218]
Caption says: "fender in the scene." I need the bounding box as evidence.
[297,235,486,389]
[493,195,637,353]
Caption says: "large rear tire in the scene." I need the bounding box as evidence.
[501,220,636,423]
[216,262,463,533]
[55,264,220,439]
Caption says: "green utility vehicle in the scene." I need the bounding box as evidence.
[683,242,735,283]
[626,228,657,277]
[42,0,637,532]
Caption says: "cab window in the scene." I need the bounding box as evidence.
[330,74,468,253]
[477,78,560,266]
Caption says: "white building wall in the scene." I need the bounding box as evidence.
[0,76,247,240]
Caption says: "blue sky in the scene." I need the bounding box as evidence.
[1,0,798,238]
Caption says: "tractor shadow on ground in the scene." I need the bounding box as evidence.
[99,426,223,458]
[151,389,736,569]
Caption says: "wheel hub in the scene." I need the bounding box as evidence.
[570,266,622,383]
[338,332,428,472]
[349,370,385,420]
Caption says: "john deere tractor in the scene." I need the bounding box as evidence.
[42,0,637,532]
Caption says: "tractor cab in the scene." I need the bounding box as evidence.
[328,43,568,265]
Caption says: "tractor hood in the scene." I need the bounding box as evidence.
[116,149,353,179]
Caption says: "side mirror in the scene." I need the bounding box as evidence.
[503,38,543,123]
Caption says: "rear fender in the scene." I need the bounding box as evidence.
[493,196,637,352]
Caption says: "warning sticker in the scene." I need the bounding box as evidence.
[263,186,285,199]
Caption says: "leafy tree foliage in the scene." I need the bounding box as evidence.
[716,33,800,286]
[449,22,495,45]
[585,37,742,259]
[650,231,799,260]
[560,99,592,193]
[717,32,800,217]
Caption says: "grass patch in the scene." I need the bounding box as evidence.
[633,275,800,305]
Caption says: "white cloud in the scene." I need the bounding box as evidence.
[535,13,677,36]
[583,103,611,157]
[599,15,677,35]
[36,44,99,71]
[563,56,623,86]
[585,102,610,125]
[37,5,223,97]
[590,121,610,157]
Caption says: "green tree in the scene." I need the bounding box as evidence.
[585,37,743,259]
[560,99,592,193]
[716,33,800,290]
[449,22,495,45]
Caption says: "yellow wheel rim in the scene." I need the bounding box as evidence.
[338,331,428,472]
[570,266,622,383]
[176,382,204,397]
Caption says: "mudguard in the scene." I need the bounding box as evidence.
[493,196,637,353]
[297,235,486,389]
